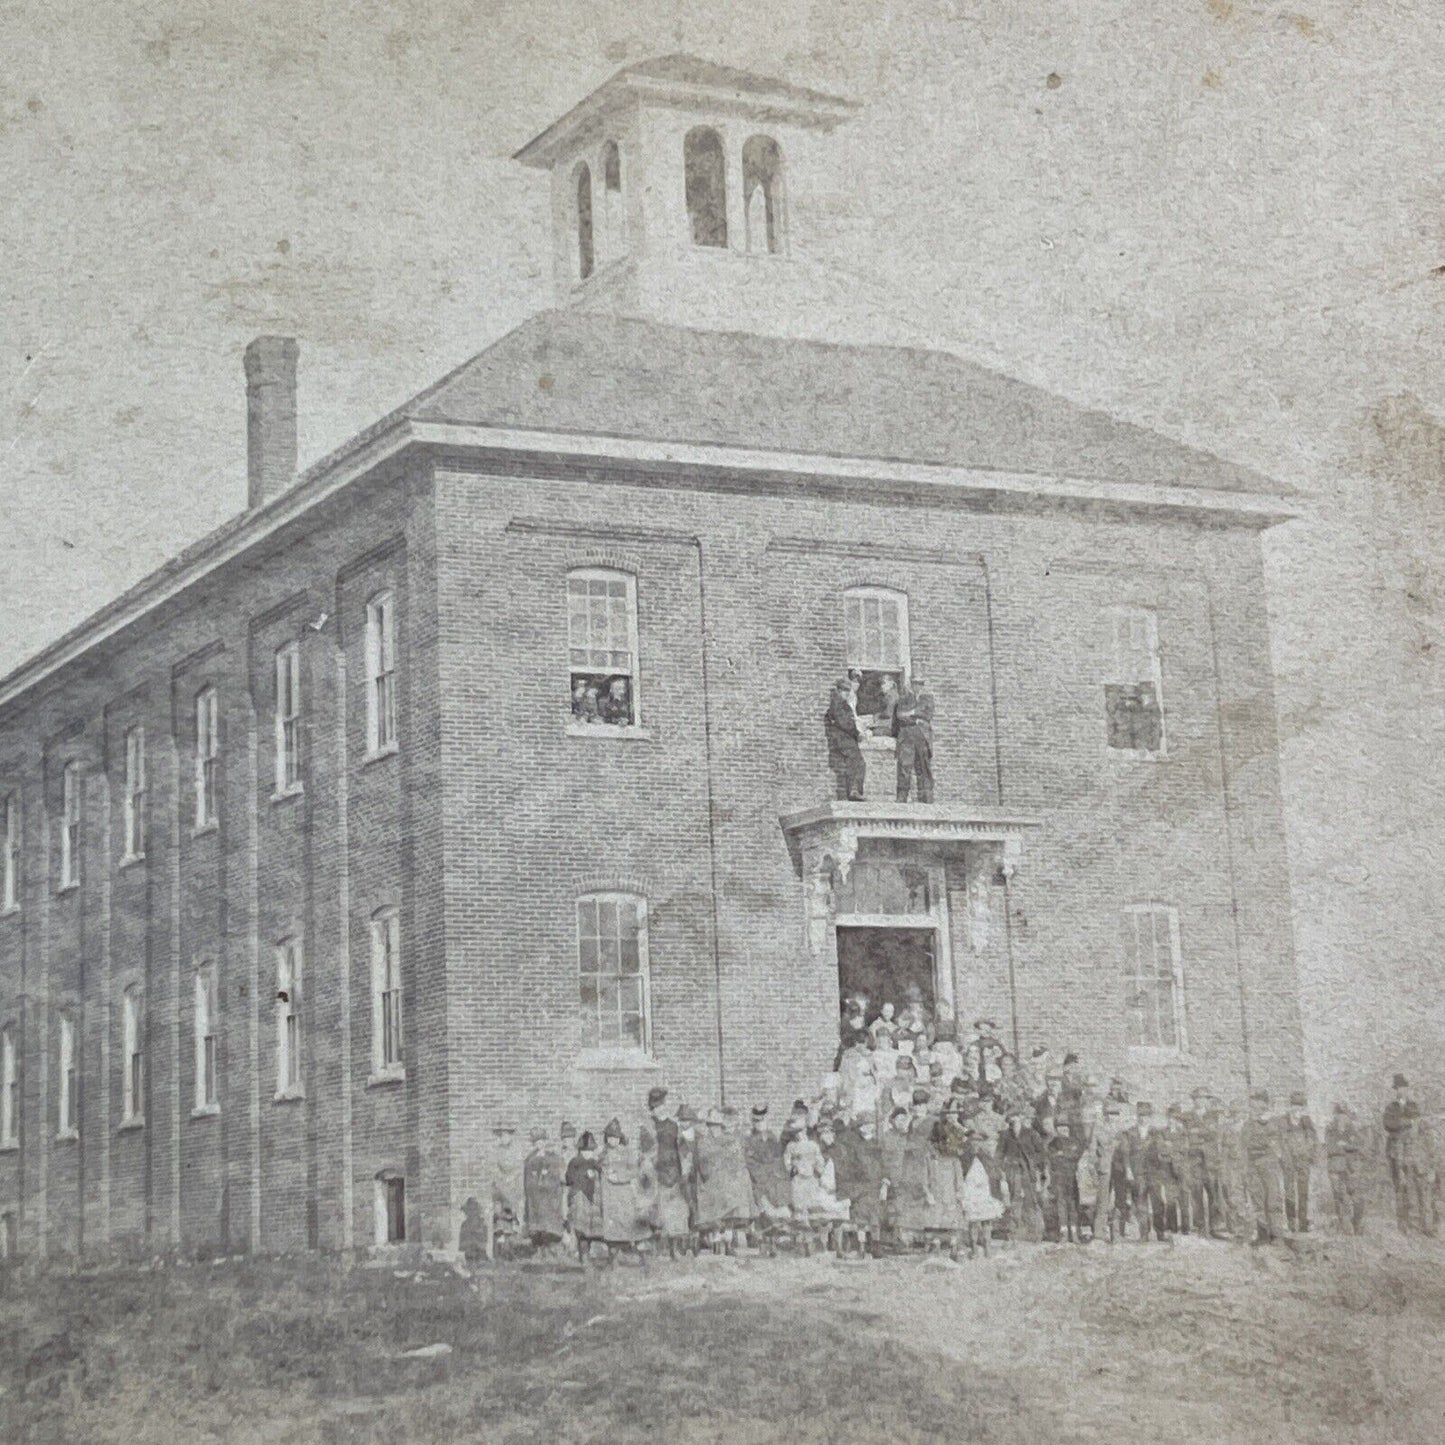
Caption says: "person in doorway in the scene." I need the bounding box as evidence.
[868,1001,900,1051]
[893,670,935,803]
[898,982,930,1040]
[835,994,870,1070]
[824,676,866,801]
[1383,1073,1430,1235]
[522,1124,567,1251]
[1281,1092,1319,1233]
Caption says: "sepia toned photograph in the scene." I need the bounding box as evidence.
[1,3,1442,1441]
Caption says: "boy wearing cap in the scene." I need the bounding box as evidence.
[523,1123,567,1250]
[1383,1073,1428,1234]
[1241,1090,1287,1243]
[1281,1092,1319,1233]
[1117,1102,1156,1241]
[1325,1102,1367,1235]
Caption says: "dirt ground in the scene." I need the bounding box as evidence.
[3,1233,1444,1443]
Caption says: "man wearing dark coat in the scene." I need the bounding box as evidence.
[1281,1092,1319,1233]
[893,672,935,803]
[998,1111,1048,1242]
[1241,1090,1288,1243]
[824,676,865,800]
[1325,1101,1368,1236]
[522,1124,567,1247]
[1116,1101,1158,1241]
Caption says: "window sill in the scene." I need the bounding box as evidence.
[190,1104,221,1120]
[56,881,80,897]
[273,1089,306,1105]
[363,743,400,767]
[574,1047,659,1073]
[118,1116,145,1133]
[0,1140,18,1153]
[270,785,304,806]
[191,821,219,840]
[1127,1046,1190,1065]
[118,852,146,871]
[368,1067,406,1089]
[566,723,652,742]
[56,1128,79,1144]
[1,905,19,920]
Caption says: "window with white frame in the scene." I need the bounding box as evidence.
[60,762,81,890]
[123,726,146,860]
[194,687,219,828]
[844,587,911,726]
[1,1025,17,1147]
[1122,904,1186,1051]
[365,592,398,754]
[121,986,144,1124]
[567,569,639,728]
[370,907,403,1075]
[57,1011,77,1136]
[2,792,19,912]
[577,893,650,1053]
[194,964,219,1111]
[1105,607,1166,755]
[274,642,302,793]
[275,938,302,1096]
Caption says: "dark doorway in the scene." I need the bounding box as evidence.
[836,927,936,1022]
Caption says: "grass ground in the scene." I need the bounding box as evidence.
[3,1232,1444,1443]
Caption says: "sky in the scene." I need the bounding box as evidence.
[2,0,1442,1099]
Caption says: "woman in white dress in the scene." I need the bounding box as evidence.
[959,1126,1006,1258]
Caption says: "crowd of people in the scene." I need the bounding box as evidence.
[473,989,1442,1267]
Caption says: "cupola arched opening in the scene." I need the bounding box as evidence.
[742,134,784,254]
[684,127,728,249]
[575,162,595,280]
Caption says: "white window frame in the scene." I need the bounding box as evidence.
[121,987,144,1125]
[123,726,146,862]
[60,761,82,891]
[193,964,219,1114]
[843,586,911,741]
[576,892,652,1058]
[1122,902,1188,1056]
[0,1025,17,1148]
[2,792,19,913]
[365,592,398,757]
[275,938,303,1098]
[370,907,404,1081]
[1105,606,1167,759]
[57,1011,77,1138]
[274,642,303,796]
[194,687,220,829]
[566,568,643,736]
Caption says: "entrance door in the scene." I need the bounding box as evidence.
[836,926,936,1020]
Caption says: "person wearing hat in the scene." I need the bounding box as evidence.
[457,1196,488,1270]
[1144,1105,1189,1238]
[831,1113,884,1256]
[1280,1091,1319,1233]
[1092,1098,1130,1243]
[959,1123,1006,1257]
[834,994,871,1071]
[744,1104,791,1227]
[1116,1102,1157,1241]
[998,1109,1048,1243]
[963,1018,1006,1095]
[867,1001,900,1051]
[1383,1073,1428,1234]
[880,1103,930,1246]
[694,1106,753,1251]
[1059,1053,1087,1133]
[489,1121,524,1252]
[892,667,935,803]
[1325,1102,1368,1236]
[523,1122,567,1252]
[596,1118,649,1258]
[565,1131,604,1263]
[639,1087,695,1258]
[1181,1090,1216,1238]
[1241,1090,1287,1244]
[824,674,866,801]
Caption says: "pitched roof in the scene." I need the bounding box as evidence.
[406,309,1284,496]
[615,54,856,109]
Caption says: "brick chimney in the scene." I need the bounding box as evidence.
[244,335,299,508]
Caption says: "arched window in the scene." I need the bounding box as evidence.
[742,135,784,254]
[601,140,624,258]
[684,127,728,249]
[121,986,144,1124]
[567,568,640,729]
[575,163,595,281]
[576,893,651,1053]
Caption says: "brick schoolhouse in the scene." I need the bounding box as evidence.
[0,57,1304,1258]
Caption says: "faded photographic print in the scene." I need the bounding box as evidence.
[1,4,1442,1441]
